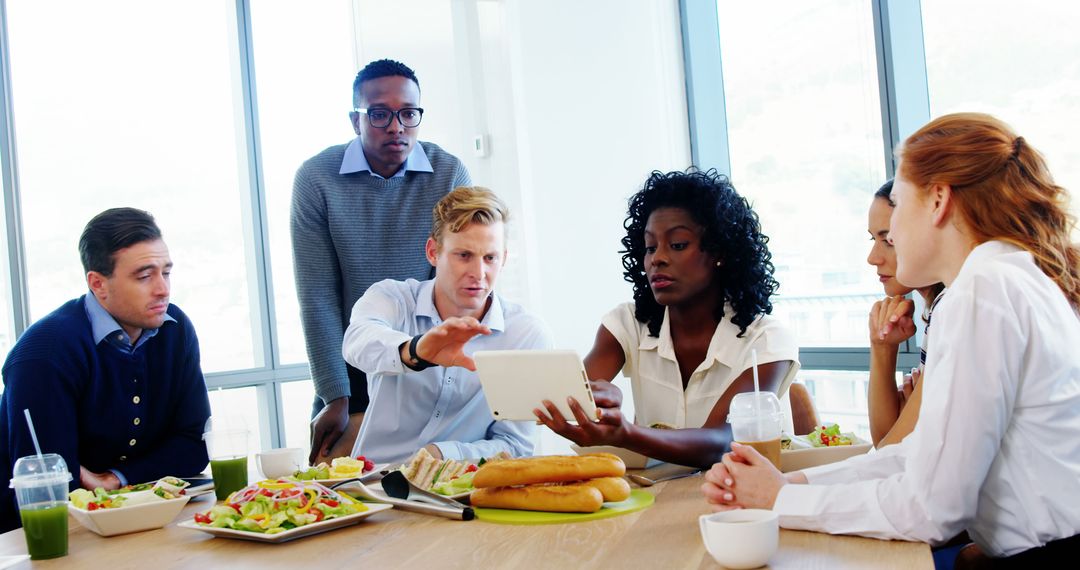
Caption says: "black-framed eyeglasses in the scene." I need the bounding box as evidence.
[354,107,424,128]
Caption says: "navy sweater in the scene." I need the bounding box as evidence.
[0,296,210,531]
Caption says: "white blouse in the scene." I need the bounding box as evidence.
[601,303,799,430]
[773,241,1080,557]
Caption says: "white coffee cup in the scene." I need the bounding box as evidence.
[255,447,305,479]
[699,509,779,569]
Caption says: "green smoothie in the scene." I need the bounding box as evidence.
[210,456,249,500]
[19,502,68,560]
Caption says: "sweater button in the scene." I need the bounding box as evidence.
[133,396,140,404]
[129,439,137,447]
[133,418,141,426]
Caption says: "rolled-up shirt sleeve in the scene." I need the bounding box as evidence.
[342,280,413,376]
[773,287,1020,546]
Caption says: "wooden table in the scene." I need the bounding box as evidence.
[0,475,932,569]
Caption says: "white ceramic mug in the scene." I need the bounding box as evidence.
[255,447,305,479]
[698,509,779,569]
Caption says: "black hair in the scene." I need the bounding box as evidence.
[875,179,894,205]
[352,59,419,108]
[78,208,162,276]
[621,169,779,337]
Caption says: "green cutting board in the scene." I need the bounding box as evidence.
[473,489,654,525]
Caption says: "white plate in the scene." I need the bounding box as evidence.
[368,479,472,502]
[0,555,30,569]
[177,502,393,543]
[291,464,389,486]
[377,466,474,501]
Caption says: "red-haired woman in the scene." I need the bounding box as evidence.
[702,113,1080,566]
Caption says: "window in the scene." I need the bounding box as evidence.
[799,370,872,442]
[6,0,261,373]
[715,0,887,349]
[922,0,1080,224]
[249,0,359,366]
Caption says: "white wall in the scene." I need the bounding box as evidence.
[498,0,692,354]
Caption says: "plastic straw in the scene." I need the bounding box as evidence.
[23,409,58,502]
[751,350,762,440]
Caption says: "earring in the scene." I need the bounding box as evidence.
[715,261,722,267]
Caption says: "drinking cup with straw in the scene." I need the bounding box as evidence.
[726,350,785,469]
[9,409,72,559]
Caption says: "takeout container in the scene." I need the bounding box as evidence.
[569,444,661,469]
[68,491,191,536]
[779,435,872,472]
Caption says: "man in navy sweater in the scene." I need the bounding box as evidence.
[0,208,211,532]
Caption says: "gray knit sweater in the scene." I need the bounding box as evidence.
[291,140,471,402]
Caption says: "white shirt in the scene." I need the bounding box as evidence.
[774,241,1080,556]
[342,279,553,464]
[602,303,799,429]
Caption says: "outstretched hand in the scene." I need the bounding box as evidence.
[415,317,492,371]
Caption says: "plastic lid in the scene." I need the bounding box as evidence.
[9,453,72,489]
[726,391,784,423]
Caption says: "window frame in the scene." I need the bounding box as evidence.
[679,0,932,374]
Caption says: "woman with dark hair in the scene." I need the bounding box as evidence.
[535,169,798,468]
[703,113,1080,566]
[866,179,945,448]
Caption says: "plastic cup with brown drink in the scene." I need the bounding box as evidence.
[727,392,784,469]
[9,453,72,560]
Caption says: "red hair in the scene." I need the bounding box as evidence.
[898,113,1079,309]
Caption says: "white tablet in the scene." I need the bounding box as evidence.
[474,349,597,422]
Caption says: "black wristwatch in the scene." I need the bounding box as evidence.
[405,334,436,371]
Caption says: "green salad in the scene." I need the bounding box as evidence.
[192,479,365,534]
[69,476,189,510]
[807,424,853,447]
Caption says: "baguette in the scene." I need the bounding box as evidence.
[473,453,625,488]
[580,476,631,502]
[470,484,604,513]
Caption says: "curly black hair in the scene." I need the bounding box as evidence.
[621,169,779,338]
[352,59,419,107]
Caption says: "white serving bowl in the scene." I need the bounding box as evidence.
[68,491,191,537]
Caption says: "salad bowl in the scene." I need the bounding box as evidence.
[69,491,192,536]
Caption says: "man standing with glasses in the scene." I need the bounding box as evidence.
[292,59,471,465]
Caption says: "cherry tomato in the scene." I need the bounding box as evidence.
[87,502,100,511]
[465,464,478,473]
[194,512,211,524]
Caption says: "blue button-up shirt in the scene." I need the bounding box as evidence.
[84,292,175,354]
[343,279,552,464]
[83,292,177,485]
[338,137,434,178]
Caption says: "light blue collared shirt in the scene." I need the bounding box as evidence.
[342,278,553,464]
[83,292,176,485]
[84,292,175,354]
[338,137,434,178]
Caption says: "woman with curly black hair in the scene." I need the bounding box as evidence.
[535,169,799,467]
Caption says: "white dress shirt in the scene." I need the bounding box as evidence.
[602,303,799,429]
[343,279,553,464]
[774,241,1080,557]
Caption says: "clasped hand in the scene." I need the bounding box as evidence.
[701,442,788,511]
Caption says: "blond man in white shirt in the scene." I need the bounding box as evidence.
[702,113,1080,565]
